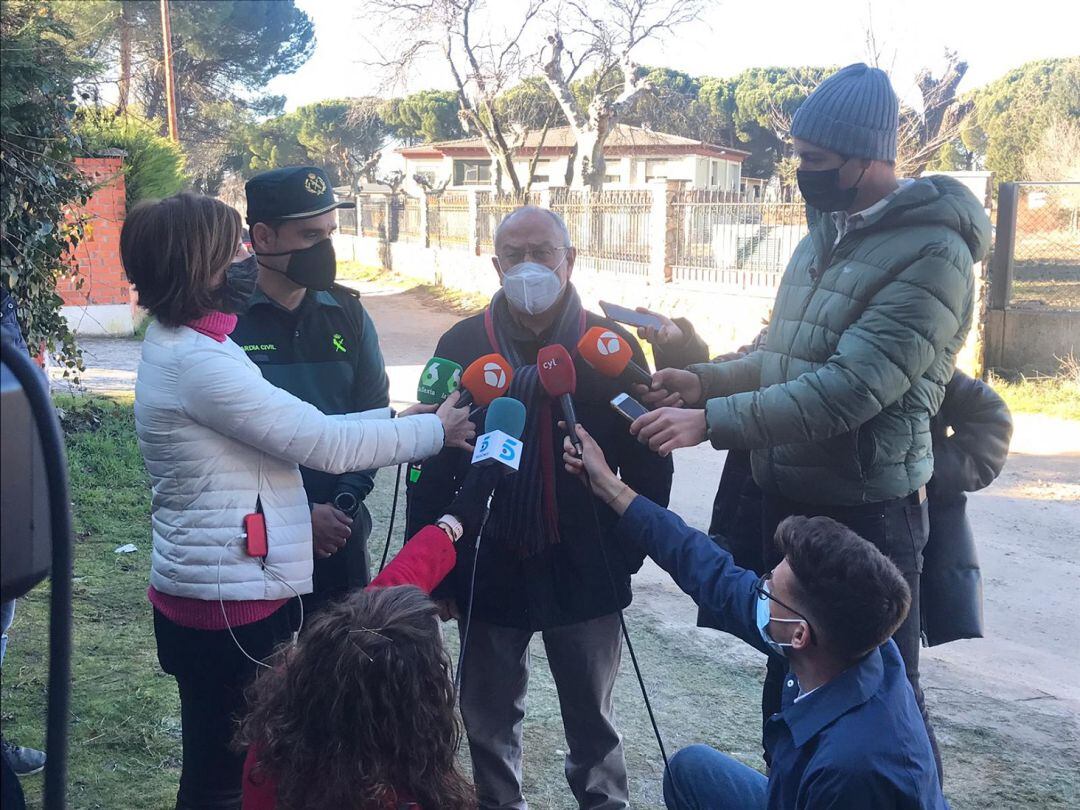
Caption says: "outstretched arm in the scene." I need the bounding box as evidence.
[562,427,769,656]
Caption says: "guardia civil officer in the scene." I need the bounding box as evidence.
[234,166,389,613]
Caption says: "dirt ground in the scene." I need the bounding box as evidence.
[51,280,1080,807]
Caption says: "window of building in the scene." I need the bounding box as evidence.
[710,160,721,188]
[453,159,492,186]
[603,174,621,184]
[415,170,437,187]
[644,159,668,181]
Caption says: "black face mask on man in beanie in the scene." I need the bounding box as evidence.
[797,158,869,213]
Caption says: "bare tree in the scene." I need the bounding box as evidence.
[895,50,973,177]
[361,0,546,193]
[539,0,707,190]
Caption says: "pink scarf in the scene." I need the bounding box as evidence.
[186,311,238,342]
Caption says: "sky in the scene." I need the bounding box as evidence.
[267,0,1080,113]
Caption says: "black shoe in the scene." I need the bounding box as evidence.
[0,737,45,776]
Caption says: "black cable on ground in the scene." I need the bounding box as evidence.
[454,505,491,693]
[581,464,669,770]
[377,463,404,574]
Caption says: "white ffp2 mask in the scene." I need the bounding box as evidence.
[502,260,566,316]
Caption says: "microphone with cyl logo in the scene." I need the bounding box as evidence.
[458,353,514,408]
[577,327,652,388]
[537,344,582,451]
[416,356,463,404]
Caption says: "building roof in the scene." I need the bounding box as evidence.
[398,124,751,162]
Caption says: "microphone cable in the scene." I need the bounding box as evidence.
[377,463,404,574]
[454,498,493,692]
[580,462,670,770]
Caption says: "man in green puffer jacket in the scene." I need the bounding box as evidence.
[632,63,991,782]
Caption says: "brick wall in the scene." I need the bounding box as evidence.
[58,156,131,309]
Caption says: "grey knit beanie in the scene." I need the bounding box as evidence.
[791,63,899,161]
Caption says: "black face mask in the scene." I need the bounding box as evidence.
[258,238,337,291]
[796,159,868,213]
[217,254,259,314]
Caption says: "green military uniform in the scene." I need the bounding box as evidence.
[233,283,389,603]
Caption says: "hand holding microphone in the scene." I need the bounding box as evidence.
[560,423,635,516]
[637,368,703,410]
[434,391,476,451]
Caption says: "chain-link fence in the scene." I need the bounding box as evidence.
[994,182,1080,311]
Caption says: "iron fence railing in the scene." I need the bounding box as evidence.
[477,191,538,253]
[396,195,422,242]
[357,193,386,238]
[550,188,652,276]
[670,190,805,288]
[428,191,471,248]
[337,198,358,236]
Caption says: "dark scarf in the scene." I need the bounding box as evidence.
[483,286,586,557]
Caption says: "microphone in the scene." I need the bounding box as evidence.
[537,344,581,450]
[577,327,652,388]
[458,353,514,408]
[417,356,463,404]
[451,397,526,530]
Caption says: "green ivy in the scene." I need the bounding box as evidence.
[1,0,94,377]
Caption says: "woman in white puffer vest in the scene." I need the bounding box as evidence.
[120,193,475,810]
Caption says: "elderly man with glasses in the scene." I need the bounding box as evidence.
[562,425,948,810]
[406,206,673,809]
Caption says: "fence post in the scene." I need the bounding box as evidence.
[467,188,480,256]
[648,179,674,284]
[421,192,431,249]
[989,182,1018,310]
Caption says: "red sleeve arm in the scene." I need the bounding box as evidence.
[368,525,457,594]
[242,745,278,810]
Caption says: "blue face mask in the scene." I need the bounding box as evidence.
[756,580,805,657]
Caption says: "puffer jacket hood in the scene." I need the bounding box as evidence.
[878,175,991,264]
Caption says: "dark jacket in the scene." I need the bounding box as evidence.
[620,496,948,809]
[232,284,390,593]
[922,372,1011,646]
[694,176,991,506]
[406,304,673,631]
[1,286,29,355]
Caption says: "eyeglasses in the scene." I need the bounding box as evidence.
[497,245,567,266]
[754,572,816,644]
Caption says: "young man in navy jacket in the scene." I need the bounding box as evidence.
[563,426,948,810]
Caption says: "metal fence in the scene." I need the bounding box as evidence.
[396,194,422,242]
[428,191,471,247]
[477,191,537,252]
[357,193,386,238]
[991,182,1080,312]
[338,186,810,288]
[550,188,652,276]
[670,190,805,288]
